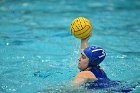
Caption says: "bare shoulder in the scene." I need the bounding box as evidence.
[76,71,96,79]
[72,71,97,86]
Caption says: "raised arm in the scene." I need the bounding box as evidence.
[81,38,88,52]
[81,32,91,52]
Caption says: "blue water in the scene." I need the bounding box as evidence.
[0,0,140,93]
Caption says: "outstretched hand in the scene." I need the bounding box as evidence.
[81,32,92,50]
[81,32,92,41]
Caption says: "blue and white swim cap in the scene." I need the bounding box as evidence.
[83,46,106,67]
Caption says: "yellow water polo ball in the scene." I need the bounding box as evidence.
[70,17,92,39]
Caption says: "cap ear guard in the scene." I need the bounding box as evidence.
[88,58,97,67]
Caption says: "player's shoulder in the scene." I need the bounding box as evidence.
[76,71,96,79]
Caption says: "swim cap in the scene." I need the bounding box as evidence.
[83,46,106,67]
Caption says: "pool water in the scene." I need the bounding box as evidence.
[0,0,140,93]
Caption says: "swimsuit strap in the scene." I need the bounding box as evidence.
[90,68,108,79]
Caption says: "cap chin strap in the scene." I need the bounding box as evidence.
[81,67,91,71]
[81,65,100,71]
[81,59,100,71]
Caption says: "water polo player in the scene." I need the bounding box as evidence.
[70,17,108,87]
[70,17,136,92]
[72,36,110,87]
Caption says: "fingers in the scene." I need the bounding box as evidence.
[81,32,92,41]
